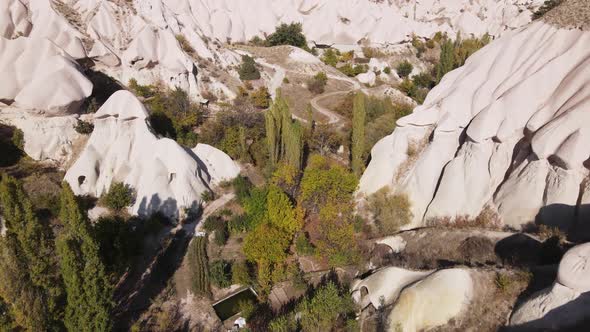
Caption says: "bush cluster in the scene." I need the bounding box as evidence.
[307,72,328,94]
[369,188,412,235]
[396,60,413,78]
[101,182,135,212]
[266,22,307,48]
[74,119,94,135]
[238,55,261,81]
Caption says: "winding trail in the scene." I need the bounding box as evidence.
[240,48,361,127]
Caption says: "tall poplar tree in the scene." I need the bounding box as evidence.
[436,39,455,83]
[265,90,303,169]
[351,92,366,177]
[57,183,112,332]
[0,175,64,331]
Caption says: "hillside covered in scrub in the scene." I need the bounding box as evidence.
[1,0,589,331]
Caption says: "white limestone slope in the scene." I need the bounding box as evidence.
[0,36,92,114]
[510,243,590,329]
[64,91,238,219]
[359,20,590,231]
[186,0,540,44]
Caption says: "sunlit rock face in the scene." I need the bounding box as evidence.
[64,90,239,219]
[510,243,590,330]
[360,18,590,232]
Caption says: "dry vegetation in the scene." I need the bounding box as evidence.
[542,0,589,30]
[394,130,432,182]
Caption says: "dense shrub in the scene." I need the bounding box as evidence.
[321,49,339,67]
[74,119,94,134]
[307,72,328,94]
[95,216,139,280]
[201,190,214,202]
[299,154,358,211]
[266,22,307,48]
[362,46,384,58]
[383,66,391,74]
[128,78,156,98]
[270,281,356,332]
[412,72,434,89]
[250,86,271,108]
[368,188,412,235]
[310,124,342,155]
[338,63,368,77]
[228,214,251,234]
[231,260,252,286]
[249,36,266,46]
[396,60,413,78]
[295,233,315,256]
[11,128,24,150]
[202,215,229,246]
[144,86,202,147]
[101,182,135,212]
[399,78,416,96]
[238,55,261,81]
[209,260,232,288]
[199,110,267,165]
[187,236,210,296]
[175,34,195,54]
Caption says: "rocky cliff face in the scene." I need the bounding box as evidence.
[359,1,590,234]
[64,90,240,219]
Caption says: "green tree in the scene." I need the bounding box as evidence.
[267,185,302,236]
[266,22,307,48]
[209,260,232,288]
[239,55,261,81]
[231,261,252,286]
[250,86,270,108]
[321,49,338,67]
[436,39,455,83]
[297,282,355,331]
[369,188,412,235]
[299,154,358,211]
[395,60,413,78]
[307,72,328,94]
[101,182,135,212]
[0,175,64,331]
[243,224,290,295]
[351,92,366,177]
[57,183,113,332]
[265,92,303,169]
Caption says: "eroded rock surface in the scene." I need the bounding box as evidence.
[510,243,590,330]
[360,19,590,232]
[64,90,238,219]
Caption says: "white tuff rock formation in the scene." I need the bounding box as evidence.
[351,267,473,331]
[360,16,590,232]
[0,36,92,114]
[64,90,238,219]
[510,242,590,329]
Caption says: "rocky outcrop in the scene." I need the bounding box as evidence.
[192,144,241,187]
[187,0,540,44]
[351,267,473,332]
[510,243,590,330]
[64,90,238,219]
[0,108,87,165]
[359,16,590,232]
[0,36,92,114]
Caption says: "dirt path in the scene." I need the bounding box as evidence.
[114,194,236,329]
[183,193,236,235]
[237,49,360,127]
